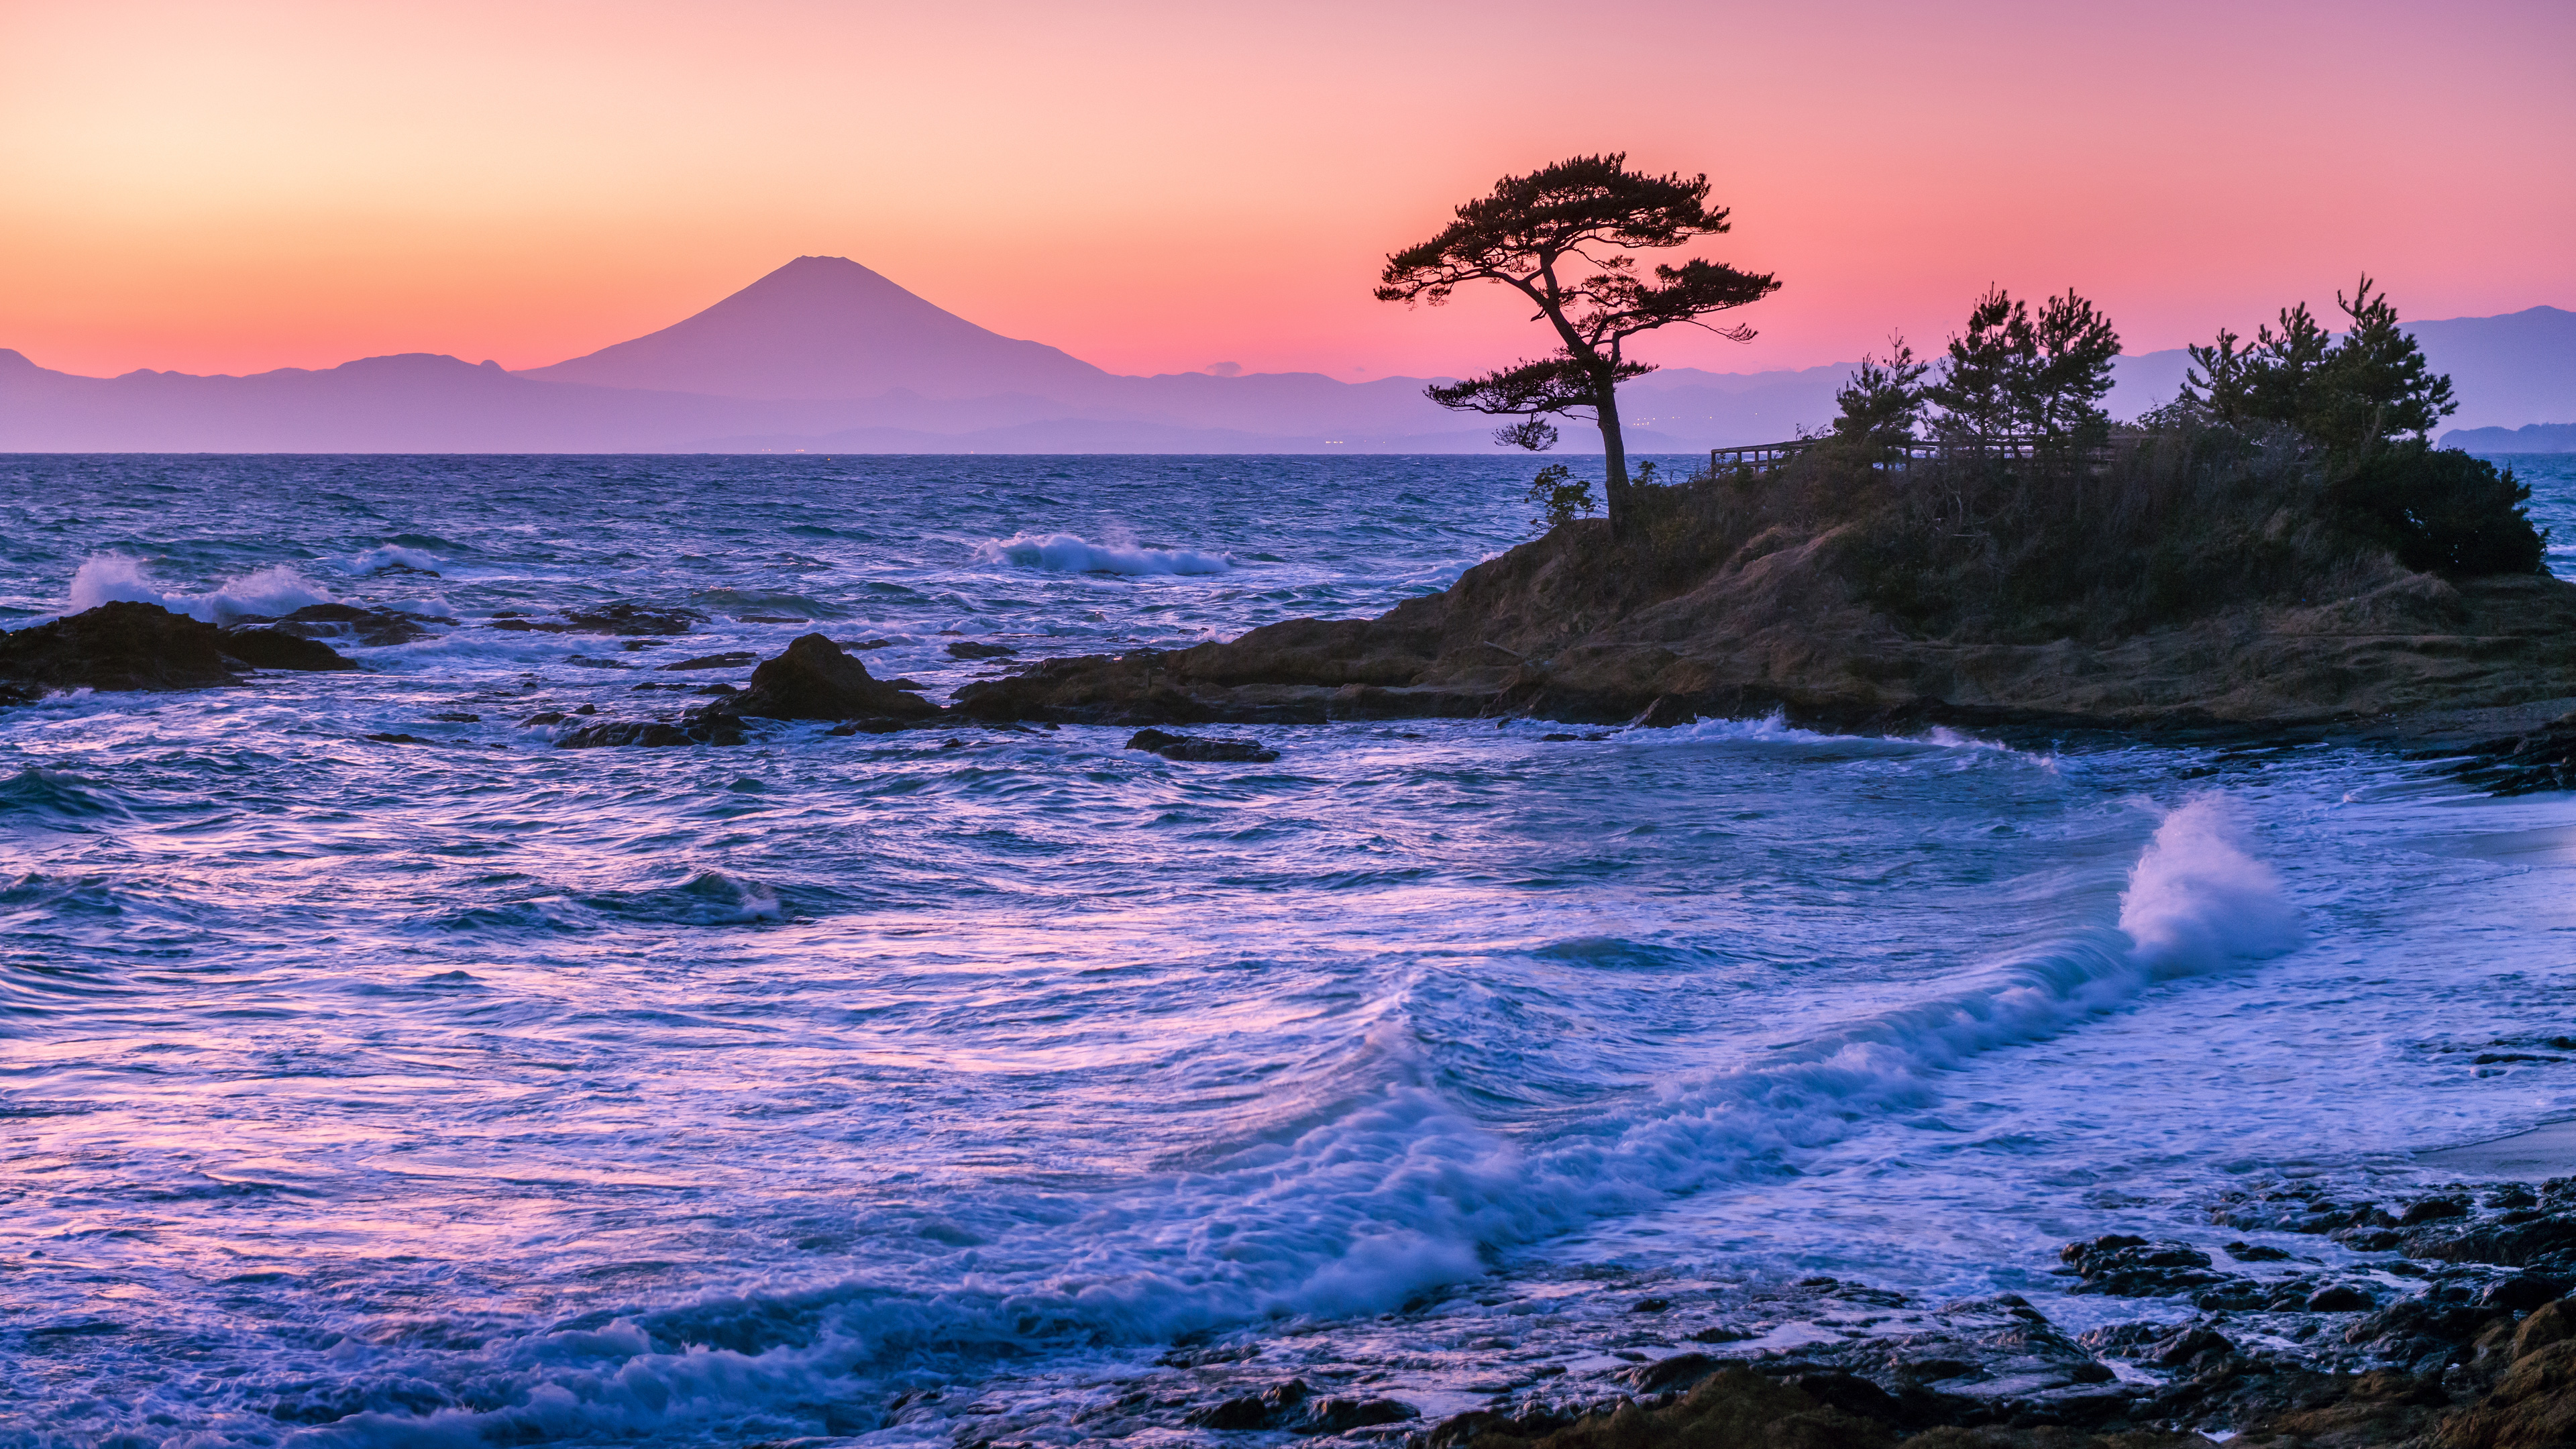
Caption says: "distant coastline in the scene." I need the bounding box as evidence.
[2442,421,2576,453]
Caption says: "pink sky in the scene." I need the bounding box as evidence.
[3,0,2569,383]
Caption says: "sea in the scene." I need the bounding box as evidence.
[4,451,2575,1447]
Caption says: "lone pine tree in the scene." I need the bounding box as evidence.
[1376,154,1779,537]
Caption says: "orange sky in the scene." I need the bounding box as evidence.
[3,0,2569,382]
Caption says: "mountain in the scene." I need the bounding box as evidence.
[517,256,1114,402]
[2441,422,2576,453]
[2,257,2563,453]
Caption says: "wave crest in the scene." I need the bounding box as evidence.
[974,532,1234,576]
[66,553,329,624]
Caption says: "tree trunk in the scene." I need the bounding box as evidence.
[1597,380,1633,540]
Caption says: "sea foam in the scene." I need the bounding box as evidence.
[66,553,330,624]
[974,532,1234,575]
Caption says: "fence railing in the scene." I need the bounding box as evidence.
[1706,435,2116,474]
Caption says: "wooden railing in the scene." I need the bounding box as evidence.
[1706,436,2116,474]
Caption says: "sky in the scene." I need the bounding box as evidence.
[3,0,2570,383]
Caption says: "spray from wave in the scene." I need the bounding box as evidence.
[974,532,1234,576]
[66,553,329,624]
[254,798,2304,1445]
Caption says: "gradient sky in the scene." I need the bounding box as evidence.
[3,0,2569,383]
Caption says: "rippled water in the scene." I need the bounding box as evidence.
[5,453,2575,1447]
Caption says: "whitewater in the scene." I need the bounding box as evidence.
[5,452,2576,1447]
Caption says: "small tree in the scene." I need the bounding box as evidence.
[2184,278,2451,455]
[1376,154,1780,537]
[1923,287,2119,452]
[1922,288,2031,449]
[1829,335,1929,454]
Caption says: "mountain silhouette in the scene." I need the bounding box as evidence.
[518,256,1113,401]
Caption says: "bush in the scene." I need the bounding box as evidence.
[2326,443,2546,578]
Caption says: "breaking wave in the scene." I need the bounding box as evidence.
[973,532,1234,576]
[65,553,329,623]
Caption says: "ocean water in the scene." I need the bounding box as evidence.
[3,451,2575,1447]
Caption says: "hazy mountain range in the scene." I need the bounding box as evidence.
[1,256,2566,453]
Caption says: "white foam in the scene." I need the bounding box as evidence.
[345,544,443,576]
[974,532,1234,576]
[65,553,330,625]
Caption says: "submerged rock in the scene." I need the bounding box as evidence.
[235,602,441,647]
[0,601,354,693]
[725,634,939,721]
[555,718,744,748]
[1125,728,1280,763]
[489,602,705,637]
[946,639,1017,659]
[216,626,359,672]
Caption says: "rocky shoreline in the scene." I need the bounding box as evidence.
[896,1171,2576,1449]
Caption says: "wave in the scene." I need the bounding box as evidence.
[343,544,443,576]
[974,532,1234,576]
[65,553,329,624]
[225,800,2301,1447]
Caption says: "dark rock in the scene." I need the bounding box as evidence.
[521,711,569,725]
[1125,728,1280,763]
[1688,1325,1754,1343]
[2308,1283,2377,1312]
[728,635,939,721]
[0,602,259,691]
[2225,1240,2295,1261]
[217,626,358,672]
[247,602,438,647]
[2482,1277,2567,1313]
[2061,1238,2226,1297]
[2146,1326,2237,1368]
[555,719,745,748]
[1185,1378,1316,1432]
[826,719,911,736]
[2404,1196,2475,1224]
[1293,1397,1416,1434]
[946,640,1018,659]
[1628,694,1697,729]
[2451,712,2576,796]
[1617,1354,1724,1392]
[564,603,702,635]
[2411,1215,2576,1267]
[1631,1297,1672,1313]
[364,733,432,745]
[427,712,481,722]
[657,652,758,672]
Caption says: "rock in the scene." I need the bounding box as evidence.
[0,601,353,693]
[2224,1240,2294,1261]
[428,712,480,722]
[217,626,359,672]
[2451,712,2576,797]
[364,733,432,745]
[2308,1283,2377,1312]
[1124,728,1281,763]
[566,603,702,635]
[946,640,1018,659]
[555,718,744,748]
[1185,1378,1315,1432]
[657,652,758,671]
[727,635,939,721]
[2145,1326,2237,1368]
[1294,1396,1417,1434]
[2061,1238,2226,1297]
[2440,1339,2576,1447]
[1628,694,1697,729]
[1616,1353,1725,1393]
[2514,1299,2576,1360]
[240,602,438,647]
[2482,1277,2567,1313]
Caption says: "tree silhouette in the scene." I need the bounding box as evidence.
[1376,154,1780,535]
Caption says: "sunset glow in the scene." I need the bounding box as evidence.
[4,0,2568,381]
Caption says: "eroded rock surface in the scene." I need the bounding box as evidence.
[953,524,2576,743]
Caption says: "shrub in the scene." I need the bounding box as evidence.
[2328,443,2546,578]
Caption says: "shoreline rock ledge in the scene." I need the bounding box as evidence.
[953,523,2576,742]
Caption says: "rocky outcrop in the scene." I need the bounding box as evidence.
[0,601,354,694]
[489,603,704,636]
[953,523,2576,741]
[725,633,939,721]
[1126,728,1280,763]
[235,602,444,648]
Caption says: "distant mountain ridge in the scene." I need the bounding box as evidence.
[1,258,2565,453]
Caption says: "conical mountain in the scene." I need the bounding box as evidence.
[519,256,1113,402]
